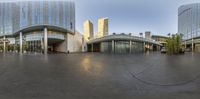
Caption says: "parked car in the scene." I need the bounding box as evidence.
[161,47,167,53]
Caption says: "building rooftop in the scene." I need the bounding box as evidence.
[87,34,161,46]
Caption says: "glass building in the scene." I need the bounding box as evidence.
[178,3,200,40]
[0,1,75,36]
[178,3,200,52]
[0,1,82,54]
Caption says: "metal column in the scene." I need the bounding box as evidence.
[3,36,6,53]
[100,42,103,52]
[20,32,23,54]
[192,39,194,52]
[112,40,115,53]
[129,40,132,53]
[185,41,186,49]
[44,27,48,55]
[143,42,146,52]
[91,44,93,52]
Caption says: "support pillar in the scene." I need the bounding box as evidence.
[158,45,161,51]
[185,41,186,49]
[3,36,6,53]
[100,42,103,52]
[20,32,23,54]
[156,45,158,51]
[151,44,153,51]
[192,39,194,52]
[44,27,48,55]
[91,44,93,52]
[129,40,132,53]
[112,40,115,53]
[143,42,146,52]
[41,38,43,53]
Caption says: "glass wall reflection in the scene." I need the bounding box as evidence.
[101,42,112,53]
[115,41,130,54]
[0,1,75,36]
[100,41,144,53]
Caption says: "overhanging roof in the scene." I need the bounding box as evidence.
[87,34,162,46]
[0,25,75,38]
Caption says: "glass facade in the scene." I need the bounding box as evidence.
[130,41,144,53]
[114,41,130,53]
[0,1,75,53]
[101,42,112,53]
[0,1,75,36]
[178,3,200,40]
[100,41,144,53]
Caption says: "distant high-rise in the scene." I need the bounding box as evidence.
[83,20,94,40]
[98,18,108,38]
[145,31,151,39]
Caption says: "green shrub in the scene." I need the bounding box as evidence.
[166,34,182,54]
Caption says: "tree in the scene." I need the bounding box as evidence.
[166,34,182,54]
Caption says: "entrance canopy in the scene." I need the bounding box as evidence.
[13,25,75,36]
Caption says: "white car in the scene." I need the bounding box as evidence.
[161,48,167,53]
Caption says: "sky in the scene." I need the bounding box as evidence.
[1,0,200,36]
[73,0,200,36]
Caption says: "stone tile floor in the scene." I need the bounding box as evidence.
[0,52,200,99]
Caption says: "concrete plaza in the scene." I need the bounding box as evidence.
[0,52,200,99]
